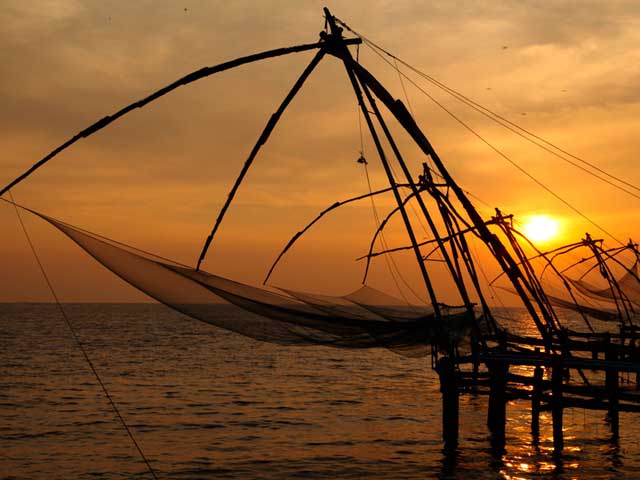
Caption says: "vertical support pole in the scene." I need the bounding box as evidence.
[471,335,479,393]
[635,346,640,390]
[551,357,564,453]
[605,335,619,439]
[487,359,508,452]
[437,356,459,450]
[531,349,543,445]
[196,49,326,269]
[337,52,442,314]
[346,57,557,343]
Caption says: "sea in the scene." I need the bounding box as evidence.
[1,303,639,479]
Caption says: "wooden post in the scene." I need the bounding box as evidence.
[487,360,508,451]
[471,335,479,393]
[631,337,640,390]
[531,349,543,444]
[551,357,564,453]
[437,356,459,450]
[605,335,619,438]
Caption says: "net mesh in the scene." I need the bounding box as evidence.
[39,212,474,357]
[569,262,640,307]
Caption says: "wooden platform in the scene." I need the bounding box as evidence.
[436,329,640,452]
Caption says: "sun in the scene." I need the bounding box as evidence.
[522,215,560,243]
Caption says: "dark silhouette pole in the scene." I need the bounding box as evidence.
[196,49,326,269]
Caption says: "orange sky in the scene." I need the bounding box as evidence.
[2,1,640,303]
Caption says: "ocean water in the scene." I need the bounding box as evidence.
[1,303,639,479]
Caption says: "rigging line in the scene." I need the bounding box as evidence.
[394,58,414,117]
[387,59,432,239]
[412,70,640,197]
[393,56,438,180]
[6,191,158,480]
[361,161,423,307]
[335,18,640,198]
[355,64,476,309]
[469,236,515,323]
[361,220,488,261]
[0,196,191,269]
[371,124,429,239]
[511,227,595,333]
[348,63,556,344]
[404,68,640,202]
[372,110,431,242]
[362,163,407,301]
[489,241,585,286]
[355,55,422,305]
[262,184,413,285]
[336,42,443,315]
[356,43,365,154]
[362,43,496,220]
[362,191,420,279]
[361,42,624,247]
[404,186,430,238]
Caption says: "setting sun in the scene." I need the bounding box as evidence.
[522,215,560,243]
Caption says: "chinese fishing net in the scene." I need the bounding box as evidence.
[26,208,474,357]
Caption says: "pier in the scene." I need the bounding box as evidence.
[436,328,640,453]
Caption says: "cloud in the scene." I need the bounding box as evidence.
[3,0,640,300]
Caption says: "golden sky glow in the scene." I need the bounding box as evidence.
[2,1,640,302]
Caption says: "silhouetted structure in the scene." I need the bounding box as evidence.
[3,7,640,459]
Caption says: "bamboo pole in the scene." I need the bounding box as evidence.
[197,49,326,269]
[1,40,361,197]
[325,16,442,314]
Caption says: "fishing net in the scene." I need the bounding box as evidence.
[35,211,474,357]
[569,262,640,307]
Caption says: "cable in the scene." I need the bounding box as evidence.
[355,55,425,306]
[360,147,424,306]
[7,192,159,480]
[335,17,640,198]
[390,58,432,240]
[360,37,624,246]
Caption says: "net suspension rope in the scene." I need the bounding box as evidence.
[354,47,424,306]
[357,128,423,307]
[368,38,623,246]
[335,17,626,247]
[336,17,640,199]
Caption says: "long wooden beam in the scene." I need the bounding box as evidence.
[1,39,360,197]
[196,49,326,269]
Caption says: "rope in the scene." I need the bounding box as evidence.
[6,192,159,480]
[361,162,424,306]
[390,59,432,240]
[390,57,496,216]
[335,17,640,199]
[361,39,624,246]
[355,88,424,305]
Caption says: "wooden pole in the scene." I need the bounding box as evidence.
[341,53,557,342]
[551,357,564,453]
[531,350,543,444]
[471,335,480,393]
[1,40,364,197]
[487,359,508,451]
[437,356,459,450]
[605,335,620,438]
[197,49,326,269]
[327,21,442,314]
